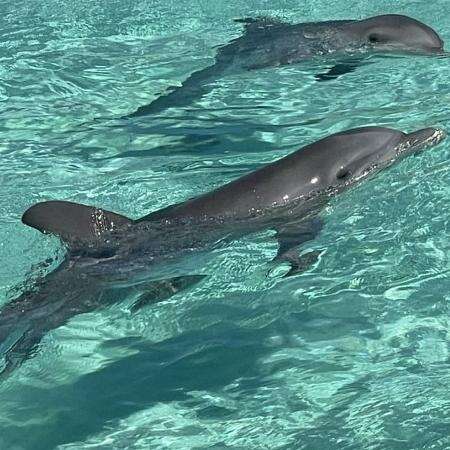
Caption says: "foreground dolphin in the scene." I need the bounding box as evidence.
[0,126,445,377]
[124,14,444,118]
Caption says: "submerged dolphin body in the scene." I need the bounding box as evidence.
[0,126,446,377]
[124,14,444,118]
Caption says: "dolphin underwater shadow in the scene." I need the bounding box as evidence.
[0,321,269,449]
[0,126,446,378]
[123,14,445,118]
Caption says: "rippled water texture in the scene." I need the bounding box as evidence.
[0,0,449,449]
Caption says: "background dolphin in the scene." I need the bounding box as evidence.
[124,14,444,118]
[1,126,445,378]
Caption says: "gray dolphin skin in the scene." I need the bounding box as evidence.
[0,126,446,377]
[124,14,444,118]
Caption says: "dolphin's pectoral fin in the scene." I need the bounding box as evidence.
[275,217,323,257]
[314,59,363,82]
[278,249,322,277]
[130,275,206,312]
[273,217,323,276]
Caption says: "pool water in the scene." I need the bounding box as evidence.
[0,0,449,449]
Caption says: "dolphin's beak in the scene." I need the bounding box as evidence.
[402,127,446,156]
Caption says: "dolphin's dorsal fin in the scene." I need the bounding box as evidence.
[22,201,133,247]
[234,17,288,33]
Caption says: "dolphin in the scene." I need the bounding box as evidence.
[0,126,445,377]
[124,14,444,118]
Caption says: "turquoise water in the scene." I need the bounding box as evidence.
[0,0,449,448]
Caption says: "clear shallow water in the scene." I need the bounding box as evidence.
[0,0,449,448]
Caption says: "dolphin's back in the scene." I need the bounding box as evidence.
[140,139,332,223]
[123,17,356,118]
[218,19,355,70]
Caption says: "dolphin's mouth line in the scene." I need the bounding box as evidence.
[370,45,445,55]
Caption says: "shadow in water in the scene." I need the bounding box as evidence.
[76,103,325,162]
[0,292,382,449]
[0,319,271,449]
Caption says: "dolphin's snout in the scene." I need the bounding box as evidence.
[404,127,447,154]
[409,127,446,143]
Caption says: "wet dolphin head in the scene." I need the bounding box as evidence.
[309,126,446,191]
[222,126,446,214]
[350,14,444,53]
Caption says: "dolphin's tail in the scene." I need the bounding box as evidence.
[0,293,51,379]
[0,319,47,381]
[0,268,205,380]
[0,268,100,380]
[123,63,226,119]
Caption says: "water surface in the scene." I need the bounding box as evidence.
[0,1,449,449]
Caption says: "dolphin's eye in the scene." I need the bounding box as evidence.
[368,34,380,43]
[337,168,351,180]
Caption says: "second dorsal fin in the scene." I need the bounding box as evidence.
[22,200,133,247]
